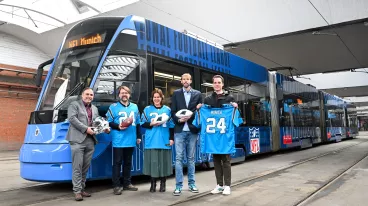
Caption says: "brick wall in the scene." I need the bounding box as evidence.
[0,64,44,151]
[0,97,37,151]
[0,33,49,151]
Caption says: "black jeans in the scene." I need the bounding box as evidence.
[213,154,231,186]
[112,147,134,188]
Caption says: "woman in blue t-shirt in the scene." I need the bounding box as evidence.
[141,88,174,193]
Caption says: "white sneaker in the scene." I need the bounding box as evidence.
[222,186,231,195]
[210,185,224,194]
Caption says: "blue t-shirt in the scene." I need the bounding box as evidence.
[193,104,243,154]
[106,102,140,148]
[140,105,174,149]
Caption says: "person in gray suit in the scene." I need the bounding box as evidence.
[66,87,110,201]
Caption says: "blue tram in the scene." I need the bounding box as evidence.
[19,15,357,182]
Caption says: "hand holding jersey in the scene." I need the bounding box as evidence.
[193,104,243,154]
[196,102,238,109]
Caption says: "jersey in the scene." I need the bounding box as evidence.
[193,104,243,154]
[106,102,140,148]
[140,105,174,149]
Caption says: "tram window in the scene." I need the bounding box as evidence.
[153,58,194,106]
[280,102,292,127]
[228,78,247,123]
[92,55,141,106]
[200,71,215,99]
[246,83,270,126]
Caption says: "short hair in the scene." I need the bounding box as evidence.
[151,88,164,105]
[118,86,131,94]
[82,87,93,94]
[181,73,192,80]
[212,75,224,83]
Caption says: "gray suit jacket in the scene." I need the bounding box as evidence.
[66,100,99,144]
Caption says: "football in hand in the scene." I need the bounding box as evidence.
[153,113,170,124]
[120,116,133,128]
[175,109,193,118]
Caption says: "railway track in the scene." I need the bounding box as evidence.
[1,138,367,206]
[169,139,368,206]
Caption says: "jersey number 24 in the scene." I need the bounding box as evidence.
[206,118,226,133]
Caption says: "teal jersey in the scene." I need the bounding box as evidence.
[141,105,174,149]
[193,104,243,154]
[106,102,140,148]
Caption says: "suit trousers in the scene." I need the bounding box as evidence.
[213,154,231,186]
[70,136,95,194]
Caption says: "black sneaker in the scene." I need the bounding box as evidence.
[113,187,122,195]
[123,184,138,191]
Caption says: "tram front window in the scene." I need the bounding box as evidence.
[38,17,123,111]
[39,47,104,111]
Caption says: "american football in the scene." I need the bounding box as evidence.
[175,109,193,118]
[92,117,109,134]
[120,116,133,128]
[153,113,170,124]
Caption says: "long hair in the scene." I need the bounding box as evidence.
[151,88,164,106]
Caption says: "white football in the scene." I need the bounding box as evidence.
[175,109,193,118]
[154,113,170,124]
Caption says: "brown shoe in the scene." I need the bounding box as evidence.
[81,191,91,197]
[75,193,83,201]
[123,184,138,191]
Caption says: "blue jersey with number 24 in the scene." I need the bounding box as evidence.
[193,104,243,154]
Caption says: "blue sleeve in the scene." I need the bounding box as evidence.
[135,109,141,126]
[140,107,149,125]
[232,109,243,127]
[192,110,200,128]
[106,105,120,130]
[168,117,175,128]
[106,106,114,123]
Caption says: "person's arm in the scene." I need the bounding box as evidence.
[228,95,238,108]
[140,108,153,129]
[171,91,180,124]
[136,111,142,140]
[136,125,142,139]
[68,103,88,133]
[106,107,120,130]
[169,128,174,140]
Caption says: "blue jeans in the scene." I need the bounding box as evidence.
[174,132,197,188]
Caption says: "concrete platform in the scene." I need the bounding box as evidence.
[1,134,368,206]
[0,150,44,193]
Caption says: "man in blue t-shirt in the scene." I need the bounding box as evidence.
[106,86,141,195]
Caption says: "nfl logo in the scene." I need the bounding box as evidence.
[249,127,260,154]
